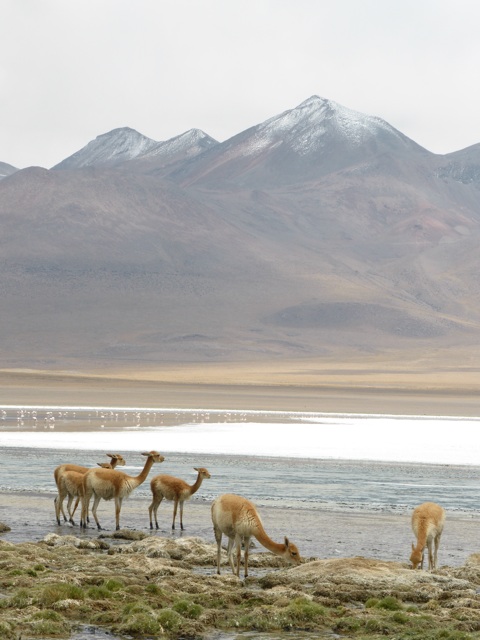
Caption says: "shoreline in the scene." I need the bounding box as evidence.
[2,368,480,416]
[1,489,479,569]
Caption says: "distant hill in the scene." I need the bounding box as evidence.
[1,96,480,370]
[0,161,18,180]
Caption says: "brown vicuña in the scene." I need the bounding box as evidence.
[211,493,302,578]
[149,466,211,530]
[410,501,446,570]
[81,450,165,530]
[54,454,126,525]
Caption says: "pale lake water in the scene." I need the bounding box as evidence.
[2,405,480,639]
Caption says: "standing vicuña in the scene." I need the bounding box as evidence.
[149,467,211,530]
[81,451,165,530]
[410,501,446,570]
[211,493,302,577]
[56,470,86,526]
[54,454,126,525]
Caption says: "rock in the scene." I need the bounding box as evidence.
[43,533,109,550]
[98,529,148,541]
[52,598,83,610]
[466,553,480,566]
[122,536,217,564]
[0,523,11,533]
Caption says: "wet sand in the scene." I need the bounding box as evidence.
[1,491,479,568]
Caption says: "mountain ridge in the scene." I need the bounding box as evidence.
[2,95,480,369]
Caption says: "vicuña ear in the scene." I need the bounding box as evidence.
[284,537,290,548]
[106,453,114,458]
[194,467,199,471]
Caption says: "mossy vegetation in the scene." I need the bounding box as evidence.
[2,535,480,639]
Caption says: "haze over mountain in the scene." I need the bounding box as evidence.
[1,95,480,370]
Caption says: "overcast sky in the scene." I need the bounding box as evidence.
[1,0,479,168]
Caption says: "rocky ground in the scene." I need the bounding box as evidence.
[1,527,480,639]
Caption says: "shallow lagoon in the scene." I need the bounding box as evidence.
[2,405,480,639]
[1,405,480,566]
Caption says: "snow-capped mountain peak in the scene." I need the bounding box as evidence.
[238,95,405,157]
[140,128,218,160]
[53,127,218,171]
[53,127,159,170]
[171,95,428,188]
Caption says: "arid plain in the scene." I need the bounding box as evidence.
[2,345,480,416]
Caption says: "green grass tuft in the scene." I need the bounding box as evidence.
[119,612,162,636]
[172,599,203,619]
[103,578,124,591]
[38,583,85,606]
[156,608,182,632]
[0,620,15,640]
[375,595,403,610]
[122,602,155,616]
[392,610,409,624]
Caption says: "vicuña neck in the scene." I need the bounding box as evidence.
[415,527,428,552]
[190,473,204,495]
[253,521,285,555]
[131,457,154,486]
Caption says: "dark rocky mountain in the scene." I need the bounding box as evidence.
[1,96,480,369]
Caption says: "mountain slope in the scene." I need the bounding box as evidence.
[434,143,480,186]
[171,96,431,187]
[0,161,18,179]
[1,96,480,368]
[122,128,219,175]
[53,127,159,169]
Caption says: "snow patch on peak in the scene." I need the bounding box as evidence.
[54,127,159,169]
[238,95,403,158]
[296,95,328,109]
[139,129,218,160]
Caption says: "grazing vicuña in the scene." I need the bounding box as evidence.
[410,501,445,570]
[211,493,301,578]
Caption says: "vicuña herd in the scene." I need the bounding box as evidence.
[53,452,445,575]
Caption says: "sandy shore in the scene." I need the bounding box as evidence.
[1,360,480,415]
